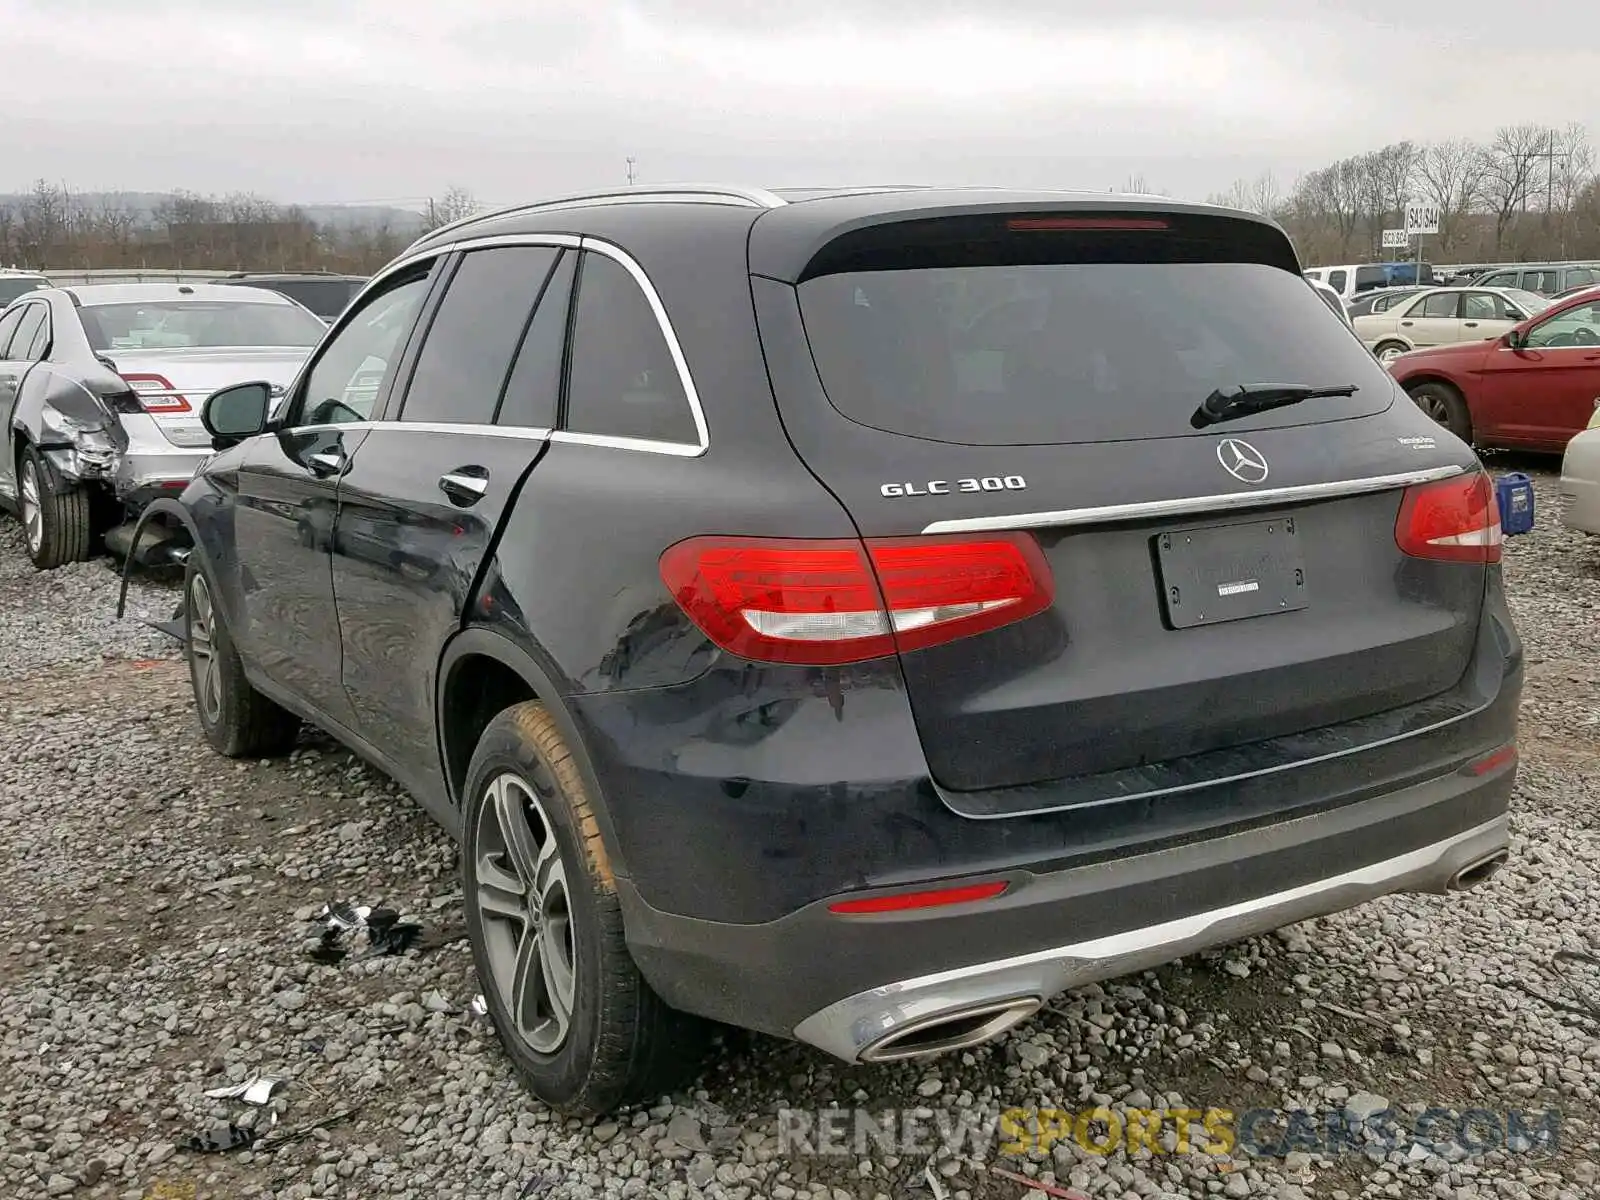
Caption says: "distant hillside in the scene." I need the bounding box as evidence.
[0,190,428,233]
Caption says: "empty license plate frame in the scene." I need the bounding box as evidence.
[1156,516,1308,629]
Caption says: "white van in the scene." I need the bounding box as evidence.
[1303,264,1389,302]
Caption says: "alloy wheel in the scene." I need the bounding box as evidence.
[188,573,223,724]
[1414,392,1452,427]
[19,459,42,555]
[1378,345,1406,364]
[474,771,577,1054]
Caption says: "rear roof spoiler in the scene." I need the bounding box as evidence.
[744,190,1299,283]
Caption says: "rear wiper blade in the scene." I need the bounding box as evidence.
[1190,382,1360,429]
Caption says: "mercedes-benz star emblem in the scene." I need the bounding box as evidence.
[1216,438,1269,484]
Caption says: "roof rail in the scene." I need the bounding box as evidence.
[406,184,788,253]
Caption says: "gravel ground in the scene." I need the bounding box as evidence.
[1,461,1597,1200]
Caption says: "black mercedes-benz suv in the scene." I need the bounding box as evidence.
[125,185,1521,1115]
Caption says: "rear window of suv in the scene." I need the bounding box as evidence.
[798,258,1396,446]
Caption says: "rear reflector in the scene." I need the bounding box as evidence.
[1006,216,1169,232]
[828,880,1009,915]
[659,533,1054,665]
[1394,471,1502,564]
[120,373,192,414]
[1466,744,1517,776]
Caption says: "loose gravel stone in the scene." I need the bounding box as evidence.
[0,464,1595,1199]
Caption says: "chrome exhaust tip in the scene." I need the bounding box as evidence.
[858,997,1041,1063]
[1448,849,1508,891]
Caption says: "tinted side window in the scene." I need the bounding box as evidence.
[498,250,576,430]
[295,273,431,426]
[1326,270,1347,291]
[564,252,697,445]
[1481,272,1516,289]
[0,308,25,358]
[1565,268,1596,289]
[9,305,46,361]
[401,246,559,426]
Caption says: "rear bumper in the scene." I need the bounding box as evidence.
[619,757,1515,1057]
[795,813,1507,1062]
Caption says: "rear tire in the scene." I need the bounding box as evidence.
[184,558,300,757]
[18,445,93,570]
[1407,381,1473,444]
[1374,340,1411,365]
[462,701,707,1115]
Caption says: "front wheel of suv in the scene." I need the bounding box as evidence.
[184,559,301,757]
[462,701,706,1114]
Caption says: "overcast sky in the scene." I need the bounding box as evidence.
[3,0,1596,209]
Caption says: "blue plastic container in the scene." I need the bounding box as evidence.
[1495,472,1535,536]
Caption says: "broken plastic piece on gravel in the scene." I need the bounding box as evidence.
[305,899,425,961]
[185,1123,259,1153]
[469,994,490,1018]
[203,1077,284,1106]
[986,1164,1090,1199]
[370,921,422,956]
[311,901,372,932]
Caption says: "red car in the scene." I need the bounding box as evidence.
[1388,285,1600,451]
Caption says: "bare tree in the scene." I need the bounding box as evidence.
[18,179,68,266]
[422,186,480,232]
[1247,170,1282,218]
[1479,124,1546,253]
[1414,139,1487,253]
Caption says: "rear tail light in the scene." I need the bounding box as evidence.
[1394,471,1502,563]
[120,373,191,414]
[659,533,1054,665]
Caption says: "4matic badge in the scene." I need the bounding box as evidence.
[880,475,1027,498]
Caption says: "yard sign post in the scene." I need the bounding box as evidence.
[1405,203,1440,281]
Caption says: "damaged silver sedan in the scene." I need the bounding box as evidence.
[0,283,322,569]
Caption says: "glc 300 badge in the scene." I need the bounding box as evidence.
[880,475,1027,498]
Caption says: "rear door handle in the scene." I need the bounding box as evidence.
[439,468,489,506]
[1401,320,1414,327]
[308,450,345,477]
[1464,321,1479,328]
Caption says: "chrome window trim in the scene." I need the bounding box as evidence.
[281,420,551,441]
[920,464,1468,535]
